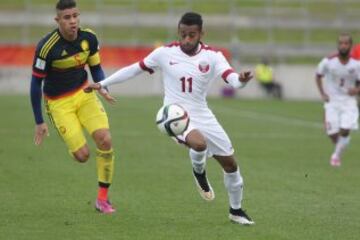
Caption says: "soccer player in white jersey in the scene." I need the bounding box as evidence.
[316,33,360,167]
[86,12,254,225]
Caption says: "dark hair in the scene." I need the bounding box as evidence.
[338,32,353,44]
[178,12,203,30]
[56,0,76,11]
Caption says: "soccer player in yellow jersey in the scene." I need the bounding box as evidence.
[30,0,116,213]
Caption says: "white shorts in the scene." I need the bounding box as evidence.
[324,100,359,135]
[174,106,234,157]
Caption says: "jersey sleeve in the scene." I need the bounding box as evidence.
[356,61,360,81]
[86,29,101,67]
[213,51,234,82]
[316,58,328,77]
[32,41,49,79]
[139,47,163,74]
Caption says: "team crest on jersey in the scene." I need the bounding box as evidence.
[81,40,89,51]
[198,60,210,73]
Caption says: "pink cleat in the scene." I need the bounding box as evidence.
[330,154,341,167]
[95,199,116,214]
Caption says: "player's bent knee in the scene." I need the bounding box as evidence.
[99,134,112,150]
[93,130,112,150]
[73,148,90,163]
[191,141,207,152]
[224,164,238,173]
[340,129,350,137]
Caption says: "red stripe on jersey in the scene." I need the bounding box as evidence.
[221,69,235,83]
[32,70,47,78]
[139,60,154,74]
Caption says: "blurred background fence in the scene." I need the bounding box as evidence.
[1,0,360,99]
[1,0,360,63]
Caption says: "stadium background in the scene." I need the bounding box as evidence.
[2,0,360,99]
[1,1,360,240]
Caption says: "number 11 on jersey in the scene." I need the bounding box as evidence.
[180,77,192,92]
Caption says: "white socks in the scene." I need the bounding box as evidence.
[333,136,350,158]
[224,168,243,210]
[190,148,244,210]
[190,149,207,174]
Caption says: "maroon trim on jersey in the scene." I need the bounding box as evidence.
[139,60,154,74]
[165,41,220,57]
[165,41,180,48]
[326,52,357,62]
[200,43,214,52]
[32,70,47,78]
[221,69,235,83]
[326,52,338,59]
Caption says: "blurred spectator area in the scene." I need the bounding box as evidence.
[1,0,360,64]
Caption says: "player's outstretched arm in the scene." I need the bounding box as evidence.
[239,70,253,83]
[88,64,116,104]
[85,62,144,101]
[84,84,116,104]
[225,70,253,89]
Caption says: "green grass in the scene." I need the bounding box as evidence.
[0,95,359,239]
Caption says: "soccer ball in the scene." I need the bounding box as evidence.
[156,104,190,136]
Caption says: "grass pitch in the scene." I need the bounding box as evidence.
[0,95,359,240]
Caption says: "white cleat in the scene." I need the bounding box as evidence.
[193,170,215,201]
[229,208,255,225]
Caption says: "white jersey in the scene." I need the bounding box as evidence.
[316,55,360,102]
[139,42,234,111]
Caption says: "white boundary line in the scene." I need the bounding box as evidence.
[212,105,323,129]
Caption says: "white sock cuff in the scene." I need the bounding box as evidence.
[189,148,207,161]
[224,168,243,185]
[339,136,350,145]
[224,167,240,178]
